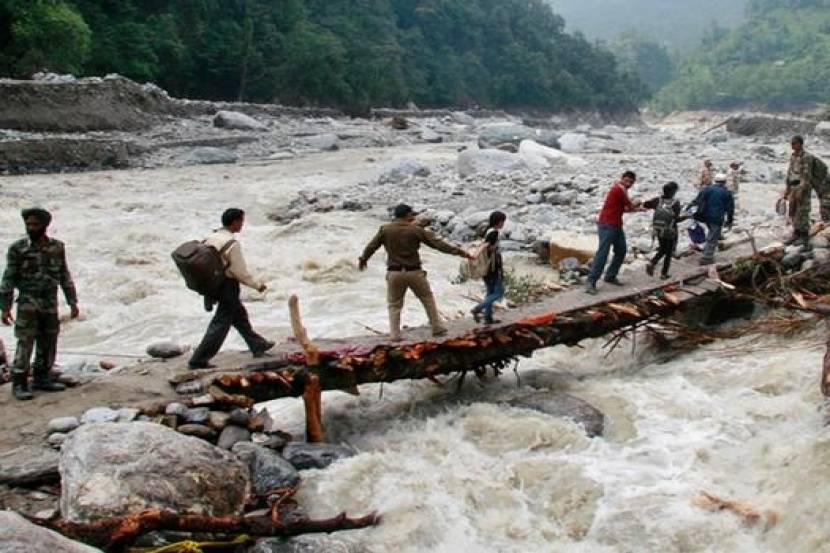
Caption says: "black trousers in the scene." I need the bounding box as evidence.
[189,279,268,365]
[650,236,676,276]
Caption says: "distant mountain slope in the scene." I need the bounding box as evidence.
[546,0,747,50]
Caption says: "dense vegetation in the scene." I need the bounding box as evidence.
[0,0,645,112]
[655,0,830,111]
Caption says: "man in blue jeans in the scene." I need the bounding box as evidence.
[694,173,735,265]
[586,171,643,295]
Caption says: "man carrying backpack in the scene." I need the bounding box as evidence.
[188,208,274,369]
[783,135,829,246]
[644,182,685,279]
[694,174,735,266]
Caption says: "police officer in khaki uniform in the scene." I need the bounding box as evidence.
[359,204,472,341]
[0,208,79,400]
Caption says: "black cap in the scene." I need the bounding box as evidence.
[393,203,417,218]
[21,207,52,226]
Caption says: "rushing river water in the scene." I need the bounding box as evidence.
[0,144,827,552]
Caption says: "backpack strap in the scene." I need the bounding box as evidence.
[217,239,237,269]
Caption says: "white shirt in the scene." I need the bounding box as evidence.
[203,228,262,290]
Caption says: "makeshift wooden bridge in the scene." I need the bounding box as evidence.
[161,232,830,441]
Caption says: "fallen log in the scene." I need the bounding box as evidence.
[28,508,380,552]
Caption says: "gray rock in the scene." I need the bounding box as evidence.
[525,193,543,204]
[507,391,605,437]
[457,149,527,177]
[282,443,356,471]
[260,434,289,452]
[451,111,475,125]
[177,424,217,441]
[80,407,118,424]
[802,259,817,271]
[146,342,187,359]
[48,433,69,449]
[558,257,581,272]
[218,425,252,450]
[228,408,251,427]
[558,132,589,153]
[183,407,211,425]
[811,235,830,249]
[165,402,188,418]
[816,121,830,137]
[419,129,442,143]
[60,422,249,522]
[477,123,559,150]
[248,535,355,553]
[213,110,266,131]
[116,408,139,423]
[781,251,805,269]
[463,210,494,229]
[232,443,300,494]
[48,416,80,434]
[814,248,830,263]
[545,190,578,205]
[305,133,339,151]
[0,446,59,486]
[0,510,101,553]
[726,113,816,137]
[208,411,231,430]
[378,159,431,183]
[184,147,238,165]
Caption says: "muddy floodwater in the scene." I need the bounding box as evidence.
[1,135,827,552]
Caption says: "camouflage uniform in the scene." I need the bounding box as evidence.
[0,237,77,379]
[727,167,741,202]
[787,150,830,234]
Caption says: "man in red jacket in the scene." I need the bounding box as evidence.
[585,171,642,295]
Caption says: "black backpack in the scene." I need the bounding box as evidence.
[652,197,677,240]
[171,239,236,298]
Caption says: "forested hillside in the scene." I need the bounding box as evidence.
[0,0,644,112]
[655,0,830,111]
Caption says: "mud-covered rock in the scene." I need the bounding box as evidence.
[282,443,356,471]
[507,391,605,437]
[232,442,300,494]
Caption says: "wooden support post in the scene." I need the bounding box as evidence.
[289,295,324,442]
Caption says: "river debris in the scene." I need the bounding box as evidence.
[693,490,778,530]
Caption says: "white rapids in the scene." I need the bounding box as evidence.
[0,142,827,552]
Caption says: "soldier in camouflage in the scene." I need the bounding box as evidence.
[0,208,79,400]
[784,136,830,245]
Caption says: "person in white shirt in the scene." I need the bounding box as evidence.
[188,208,274,369]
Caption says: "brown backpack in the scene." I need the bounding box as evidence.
[171,239,236,298]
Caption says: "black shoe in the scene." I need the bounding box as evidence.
[660,273,671,280]
[471,309,482,323]
[252,340,276,358]
[484,318,501,325]
[645,263,655,277]
[32,377,66,392]
[604,278,624,286]
[188,362,216,370]
[585,285,598,295]
[11,375,33,400]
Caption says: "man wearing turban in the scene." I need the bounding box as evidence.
[0,208,79,400]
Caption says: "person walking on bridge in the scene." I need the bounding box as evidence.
[585,171,643,295]
[694,174,734,266]
[359,204,472,341]
[0,208,79,400]
[188,208,274,369]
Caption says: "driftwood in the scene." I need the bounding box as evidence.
[693,491,778,530]
[290,294,324,442]
[29,508,380,552]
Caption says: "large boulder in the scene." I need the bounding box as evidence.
[518,139,586,169]
[60,422,250,522]
[378,159,431,184]
[558,132,589,153]
[304,134,339,151]
[232,443,300,494]
[507,392,605,437]
[816,121,830,138]
[457,149,527,177]
[477,123,560,150]
[0,510,101,553]
[0,446,59,486]
[213,110,266,131]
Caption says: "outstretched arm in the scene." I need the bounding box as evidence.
[421,228,470,258]
[358,228,384,270]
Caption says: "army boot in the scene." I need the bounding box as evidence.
[12,373,33,400]
[32,369,66,392]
